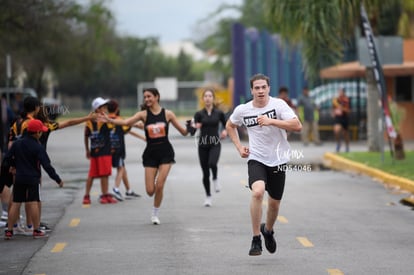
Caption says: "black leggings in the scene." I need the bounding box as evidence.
[198,144,221,196]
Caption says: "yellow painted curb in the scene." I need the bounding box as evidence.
[323,152,414,193]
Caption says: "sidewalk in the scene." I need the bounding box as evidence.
[293,139,414,204]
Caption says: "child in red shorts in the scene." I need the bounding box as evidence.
[83,97,117,205]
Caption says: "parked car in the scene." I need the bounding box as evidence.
[0,87,62,120]
[0,87,37,116]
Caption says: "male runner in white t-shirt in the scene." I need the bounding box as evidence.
[226,73,302,256]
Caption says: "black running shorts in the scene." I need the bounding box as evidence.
[112,155,125,168]
[13,183,40,203]
[142,142,175,168]
[248,159,286,200]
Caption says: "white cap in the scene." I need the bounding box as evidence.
[92,97,109,110]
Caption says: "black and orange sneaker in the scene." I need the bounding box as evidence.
[33,229,48,239]
[4,229,13,240]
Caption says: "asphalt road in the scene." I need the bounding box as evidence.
[1,124,414,275]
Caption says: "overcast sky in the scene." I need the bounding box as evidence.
[107,0,242,44]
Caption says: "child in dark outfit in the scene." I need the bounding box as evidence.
[3,119,64,240]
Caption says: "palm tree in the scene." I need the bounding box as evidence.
[264,0,403,152]
[398,0,414,38]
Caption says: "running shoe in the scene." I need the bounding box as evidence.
[40,222,52,232]
[0,221,6,228]
[99,194,109,204]
[112,188,124,201]
[33,229,48,239]
[260,223,276,253]
[204,196,212,207]
[125,190,141,198]
[1,210,8,221]
[151,215,160,225]
[13,225,33,236]
[83,195,91,205]
[213,179,221,193]
[105,194,118,204]
[249,235,262,256]
[4,229,13,240]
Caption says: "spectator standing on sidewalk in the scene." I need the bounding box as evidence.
[332,87,351,152]
[297,86,321,146]
[226,74,302,256]
[3,119,63,240]
[100,88,194,225]
[107,99,145,201]
[278,86,296,112]
[83,97,117,205]
[193,88,227,207]
[4,96,41,235]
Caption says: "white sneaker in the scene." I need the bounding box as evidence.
[1,211,7,222]
[204,196,212,207]
[112,188,124,201]
[151,215,160,225]
[213,179,221,193]
[13,225,33,236]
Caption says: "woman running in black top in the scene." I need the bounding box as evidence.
[101,88,192,224]
[193,88,227,206]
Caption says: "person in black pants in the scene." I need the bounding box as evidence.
[193,88,227,207]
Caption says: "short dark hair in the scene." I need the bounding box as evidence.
[250,74,270,88]
[278,86,289,94]
[107,99,119,113]
[23,96,40,112]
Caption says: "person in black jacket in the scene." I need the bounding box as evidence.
[3,119,63,240]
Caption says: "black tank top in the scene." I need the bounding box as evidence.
[144,108,169,145]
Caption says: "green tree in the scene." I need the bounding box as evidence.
[0,0,120,99]
[0,0,81,97]
[265,0,404,152]
[57,0,120,98]
[177,49,194,81]
[196,0,273,81]
[398,0,414,38]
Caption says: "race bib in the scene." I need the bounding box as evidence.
[147,122,166,139]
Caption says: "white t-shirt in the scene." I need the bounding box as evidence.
[229,97,297,166]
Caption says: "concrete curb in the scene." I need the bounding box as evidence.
[323,152,414,194]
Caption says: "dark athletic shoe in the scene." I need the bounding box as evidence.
[249,235,262,256]
[260,223,276,253]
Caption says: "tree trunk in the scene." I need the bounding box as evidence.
[365,68,381,152]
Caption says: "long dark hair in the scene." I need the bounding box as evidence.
[36,106,51,124]
[140,88,160,110]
